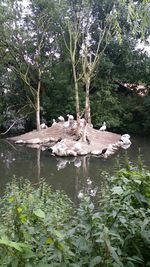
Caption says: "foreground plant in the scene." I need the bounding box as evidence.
[0,163,150,267]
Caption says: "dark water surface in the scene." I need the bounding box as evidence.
[0,136,150,201]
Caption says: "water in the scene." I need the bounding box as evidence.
[0,136,150,201]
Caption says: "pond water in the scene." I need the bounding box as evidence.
[0,136,150,202]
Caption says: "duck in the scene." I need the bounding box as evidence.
[100,122,106,131]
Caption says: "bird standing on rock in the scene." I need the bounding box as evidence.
[100,122,106,131]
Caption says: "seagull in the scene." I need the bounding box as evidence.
[100,122,106,131]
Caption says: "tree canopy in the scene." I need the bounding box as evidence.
[0,0,150,134]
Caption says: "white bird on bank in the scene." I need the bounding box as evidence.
[40,123,48,129]
[67,114,74,120]
[79,118,85,128]
[58,116,65,122]
[52,119,57,126]
[120,134,131,145]
[100,122,106,131]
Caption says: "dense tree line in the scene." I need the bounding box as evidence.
[0,0,150,135]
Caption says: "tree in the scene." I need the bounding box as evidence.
[0,0,57,131]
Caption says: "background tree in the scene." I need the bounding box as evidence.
[0,0,149,135]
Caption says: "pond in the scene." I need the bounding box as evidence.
[0,136,150,201]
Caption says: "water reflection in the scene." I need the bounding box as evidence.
[0,136,150,201]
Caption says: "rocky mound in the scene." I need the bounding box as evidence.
[8,122,130,157]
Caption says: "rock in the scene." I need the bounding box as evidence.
[51,141,68,156]
[66,150,77,156]
[26,138,41,144]
[121,143,131,149]
[91,150,102,155]
[77,150,88,156]
[74,142,82,151]
[49,137,56,142]
[42,138,50,143]
[15,140,25,144]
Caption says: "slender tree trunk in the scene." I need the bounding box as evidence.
[72,62,80,134]
[36,71,41,131]
[85,80,91,125]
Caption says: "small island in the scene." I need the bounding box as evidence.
[8,117,131,157]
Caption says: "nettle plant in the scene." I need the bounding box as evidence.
[0,160,150,267]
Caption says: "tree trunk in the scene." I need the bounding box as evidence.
[85,80,91,125]
[72,62,80,135]
[36,72,41,131]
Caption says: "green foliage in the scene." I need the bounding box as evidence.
[0,163,150,266]
[0,0,149,133]
[0,179,73,266]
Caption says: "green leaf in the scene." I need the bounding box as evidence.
[89,203,94,210]
[33,209,45,219]
[25,263,33,267]
[90,256,102,267]
[37,264,52,267]
[141,218,149,231]
[0,237,22,252]
[127,256,143,263]
[111,186,123,195]
[17,207,22,213]
[134,179,141,185]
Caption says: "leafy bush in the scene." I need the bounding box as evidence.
[0,164,150,266]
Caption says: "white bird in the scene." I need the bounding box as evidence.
[40,123,48,129]
[63,120,70,130]
[52,119,57,126]
[78,190,84,199]
[120,134,131,145]
[79,118,85,128]
[58,116,65,122]
[67,114,74,120]
[100,122,106,131]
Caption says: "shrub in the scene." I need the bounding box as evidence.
[0,164,150,266]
